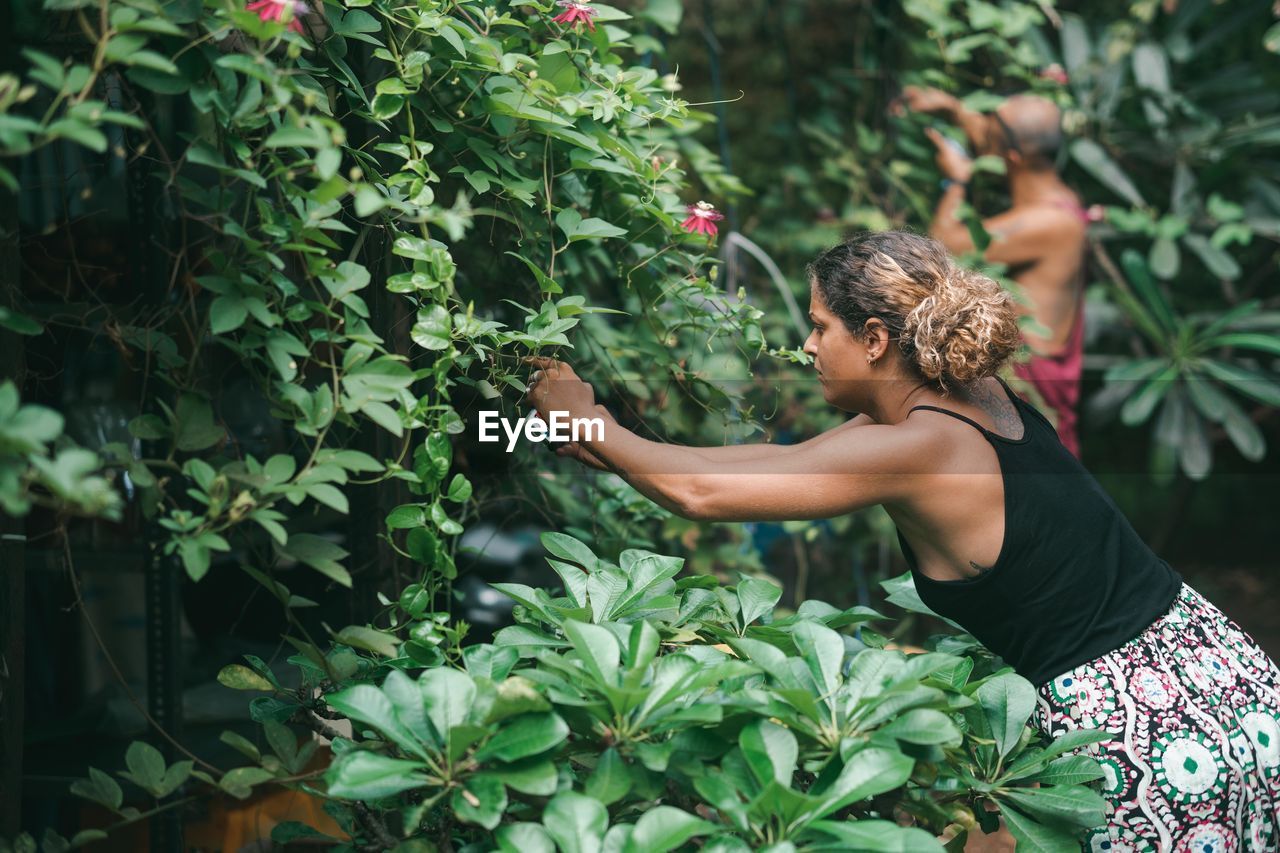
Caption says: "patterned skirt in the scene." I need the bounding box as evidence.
[1033,583,1280,852]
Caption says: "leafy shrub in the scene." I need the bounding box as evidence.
[46,535,1108,852]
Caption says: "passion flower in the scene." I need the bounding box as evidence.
[680,201,724,237]
[551,1,598,31]
[246,0,309,32]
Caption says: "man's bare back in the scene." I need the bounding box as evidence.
[897,87,1090,455]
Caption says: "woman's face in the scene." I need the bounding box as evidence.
[802,283,874,412]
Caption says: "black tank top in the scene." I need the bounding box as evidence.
[894,377,1182,686]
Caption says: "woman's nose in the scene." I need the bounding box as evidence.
[803,331,817,355]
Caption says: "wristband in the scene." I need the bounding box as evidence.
[940,178,969,190]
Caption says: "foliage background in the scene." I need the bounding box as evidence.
[2,0,1280,848]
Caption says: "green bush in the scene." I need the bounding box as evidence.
[50,535,1107,852]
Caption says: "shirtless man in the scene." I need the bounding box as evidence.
[900,88,1090,457]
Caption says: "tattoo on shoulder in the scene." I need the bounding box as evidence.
[972,380,1024,439]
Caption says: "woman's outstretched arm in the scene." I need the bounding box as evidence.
[525,359,922,522]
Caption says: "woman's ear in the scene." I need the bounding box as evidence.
[863,319,892,360]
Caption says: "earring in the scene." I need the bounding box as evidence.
[866,355,876,366]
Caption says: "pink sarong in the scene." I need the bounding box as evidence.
[1012,297,1084,458]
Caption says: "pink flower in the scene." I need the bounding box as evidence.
[1085,204,1106,223]
[551,1,598,31]
[1039,64,1069,85]
[680,201,724,237]
[246,0,308,32]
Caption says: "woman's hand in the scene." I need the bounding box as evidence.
[523,356,598,424]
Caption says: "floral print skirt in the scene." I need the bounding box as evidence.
[1033,583,1280,852]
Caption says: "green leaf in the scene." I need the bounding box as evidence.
[71,767,122,811]
[174,394,224,451]
[739,719,797,786]
[1029,754,1105,787]
[818,746,915,818]
[280,534,351,586]
[482,756,558,796]
[736,577,781,628]
[976,673,1036,758]
[332,625,399,658]
[419,668,477,748]
[1000,785,1108,830]
[584,747,631,804]
[805,819,945,852]
[542,791,607,853]
[218,766,274,799]
[556,208,627,242]
[1070,139,1145,207]
[474,712,568,762]
[1183,233,1241,280]
[791,620,844,697]
[411,305,452,351]
[1206,332,1280,358]
[540,531,600,572]
[625,806,716,853]
[562,620,620,685]
[495,823,555,853]
[998,802,1085,853]
[325,683,428,759]
[1200,360,1280,407]
[452,774,507,829]
[121,741,166,795]
[881,708,963,747]
[326,751,429,800]
[0,306,43,335]
[217,664,274,691]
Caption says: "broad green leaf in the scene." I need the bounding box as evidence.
[495,823,555,853]
[452,774,507,829]
[625,806,716,853]
[420,668,477,748]
[805,819,944,852]
[563,620,620,685]
[739,720,798,786]
[474,712,568,762]
[976,673,1036,758]
[817,746,914,818]
[736,577,781,629]
[1028,754,1105,787]
[998,802,1084,853]
[1000,785,1107,830]
[325,683,429,760]
[326,751,429,800]
[482,756,558,796]
[1070,139,1145,207]
[70,768,122,811]
[881,708,962,747]
[585,747,631,805]
[541,531,601,571]
[791,620,844,697]
[542,791,607,853]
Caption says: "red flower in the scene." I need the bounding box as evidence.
[680,201,724,237]
[1039,63,1069,85]
[552,1,598,31]
[246,0,308,32]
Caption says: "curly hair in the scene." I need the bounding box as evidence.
[805,231,1021,392]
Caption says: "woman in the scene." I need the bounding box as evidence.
[524,230,1280,850]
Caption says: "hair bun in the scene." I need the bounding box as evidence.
[903,265,1021,388]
